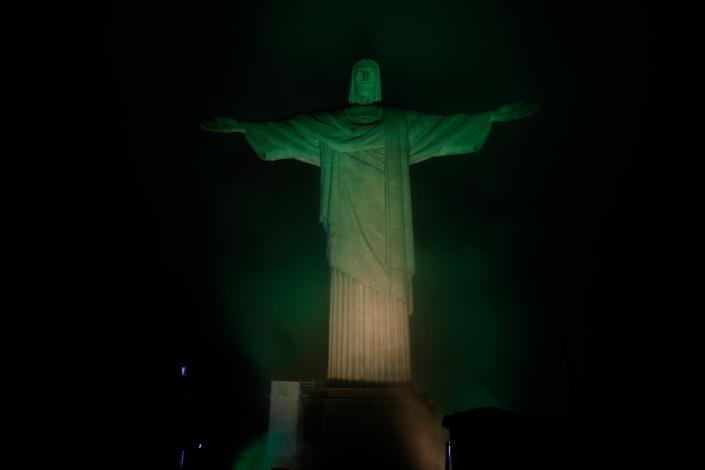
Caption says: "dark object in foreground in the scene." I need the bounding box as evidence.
[443,407,643,468]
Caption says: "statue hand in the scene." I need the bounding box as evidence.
[490,102,540,122]
[200,117,245,133]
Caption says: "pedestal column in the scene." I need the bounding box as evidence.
[327,269,412,384]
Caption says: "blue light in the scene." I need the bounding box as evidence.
[446,440,452,470]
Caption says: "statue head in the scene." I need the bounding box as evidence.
[348,58,382,105]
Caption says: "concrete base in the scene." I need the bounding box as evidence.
[298,388,443,470]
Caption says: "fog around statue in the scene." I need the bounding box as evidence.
[202,59,538,385]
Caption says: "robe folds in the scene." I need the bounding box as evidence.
[242,106,492,382]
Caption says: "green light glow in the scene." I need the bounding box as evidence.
[411,229,523,411]
[223,261,328,378]
[203,49,538,423]
[231,434,271,470]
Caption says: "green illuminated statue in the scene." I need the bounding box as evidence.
[202,59,538,385]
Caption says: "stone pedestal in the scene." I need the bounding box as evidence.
[299,388,443,470]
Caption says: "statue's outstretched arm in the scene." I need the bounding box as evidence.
[490,102,540,123]
[201,117,245,133]
[202,114,322,166]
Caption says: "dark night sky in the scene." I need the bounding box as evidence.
[9,1,699,467]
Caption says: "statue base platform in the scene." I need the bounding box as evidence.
[298,387,444,470]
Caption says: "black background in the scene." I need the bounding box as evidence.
[9,1,699,468]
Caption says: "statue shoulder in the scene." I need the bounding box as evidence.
[380,107,421,126]
[287,110,343,129]
[382,106,409,113]
[309,109,346,124]
[383,107,421,119]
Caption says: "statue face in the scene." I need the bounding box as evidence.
[354,66,378,97]
[348,59,382,105]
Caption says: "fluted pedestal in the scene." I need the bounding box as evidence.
[327,269,412,384]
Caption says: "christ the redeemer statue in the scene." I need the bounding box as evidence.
[202,59,538,386]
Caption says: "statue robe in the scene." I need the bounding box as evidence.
[241,106,493,383]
